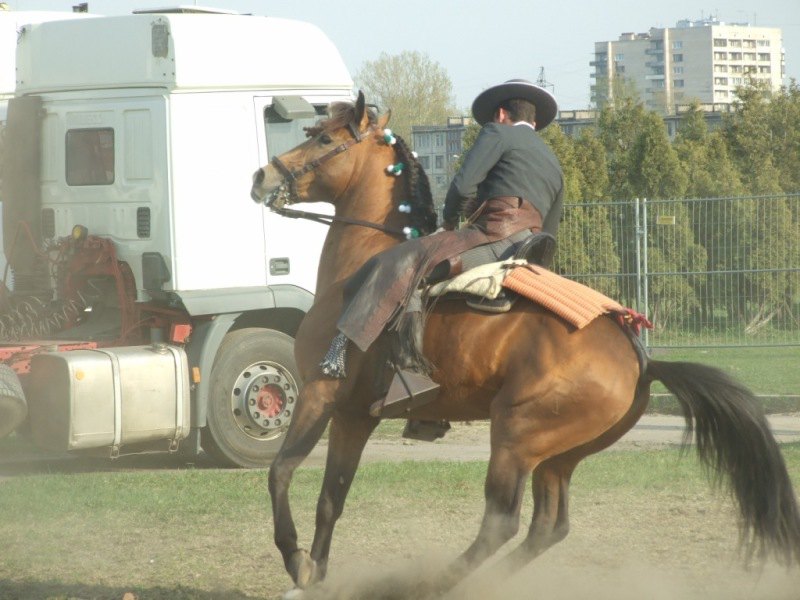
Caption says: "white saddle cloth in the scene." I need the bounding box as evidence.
[426,258,527,300]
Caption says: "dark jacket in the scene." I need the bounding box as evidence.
[443,122,564,236]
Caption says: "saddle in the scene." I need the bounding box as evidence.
[474,232,555,312]
[429,231,557,313]
[511,231,557,268]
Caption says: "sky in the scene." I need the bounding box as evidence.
[6,0,800,112]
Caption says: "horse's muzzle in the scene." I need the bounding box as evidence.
[251,167,268,203]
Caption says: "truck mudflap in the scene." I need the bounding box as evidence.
[0,364,26,439]
[27,343,190,455]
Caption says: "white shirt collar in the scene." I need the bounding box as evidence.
[513,121,536,131]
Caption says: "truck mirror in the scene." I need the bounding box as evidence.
[272,96,316,120]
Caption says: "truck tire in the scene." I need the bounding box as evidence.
[202,328,300,468]
[0,364,27,439]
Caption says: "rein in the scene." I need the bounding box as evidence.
[266,122,407,238]
[272,205,407,238]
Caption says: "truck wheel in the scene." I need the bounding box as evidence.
[0,364,27,439]
[202,328,300,468]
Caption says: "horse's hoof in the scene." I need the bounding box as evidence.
[289,549,317,589]
[282,588,305,600]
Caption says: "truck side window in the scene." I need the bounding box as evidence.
[66,128,115,186]
[264,105,327,160]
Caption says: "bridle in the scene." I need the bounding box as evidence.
[263,122,408,238]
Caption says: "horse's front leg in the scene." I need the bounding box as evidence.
[268,378,340,587]
[309,410,379,580]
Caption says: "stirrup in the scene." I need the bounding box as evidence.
[369,367,440,418]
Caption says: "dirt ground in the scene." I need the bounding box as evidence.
[2,416,800,599]
[281,415,800,600]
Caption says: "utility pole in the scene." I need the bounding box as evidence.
[536,66,554,94]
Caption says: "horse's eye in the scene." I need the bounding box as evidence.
[319,134,333,145]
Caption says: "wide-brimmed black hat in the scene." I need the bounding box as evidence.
[471,79,558,130]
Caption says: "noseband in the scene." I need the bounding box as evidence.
[267,122,368,209]
[265,122,408,238]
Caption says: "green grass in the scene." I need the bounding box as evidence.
[2,445,800,599]
[646,345,800,413]
[650,345,799,395]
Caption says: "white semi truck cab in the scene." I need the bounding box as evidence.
[0,10,352,467]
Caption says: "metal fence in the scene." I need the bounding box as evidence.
[555,194,800,348]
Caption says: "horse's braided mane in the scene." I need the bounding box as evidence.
[392,134,438,235]
[305,100,438,236]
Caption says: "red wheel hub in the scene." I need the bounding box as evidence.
[256,384,285,418]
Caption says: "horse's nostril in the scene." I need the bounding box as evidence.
[253,168,265,185]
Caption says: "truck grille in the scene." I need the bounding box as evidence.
[41,208,55,239]
[137,207,151,238]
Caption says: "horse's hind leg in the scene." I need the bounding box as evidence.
[309,410,379,582]
[269,379,339,585]
[499,456,578,570]
[447,445,529,582]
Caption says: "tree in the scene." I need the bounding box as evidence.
[628,112,688,200]
[353,51,457,140]
[539,124,580,202]
[592,73,642,111]
[765,80,800,194]
[452,121,481,172]
[718,82,799,332]
[597,96,649,200]
[742,197,798,333]
[569,130,620,297]
[721,82,783,195]
[671,107,746,329]
[571,129,610,202]
[537,126,621,297]
[622,112,703,329]
[672,102,740,198]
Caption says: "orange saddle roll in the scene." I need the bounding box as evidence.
[503,264,629,330]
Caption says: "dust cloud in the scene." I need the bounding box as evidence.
[300,549,800,600]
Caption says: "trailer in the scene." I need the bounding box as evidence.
[0,9,352,467]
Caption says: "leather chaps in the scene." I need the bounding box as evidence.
[337,197,543,352]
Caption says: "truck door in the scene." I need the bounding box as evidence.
[253,96,334,295]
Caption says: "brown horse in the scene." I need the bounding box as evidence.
[250,92,800,594]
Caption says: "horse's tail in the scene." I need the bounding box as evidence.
[645,359,800,565]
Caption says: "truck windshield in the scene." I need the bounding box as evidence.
[264,104,328,160]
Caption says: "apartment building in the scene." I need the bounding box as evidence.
[411,116,472,206]
[591,17,784,113]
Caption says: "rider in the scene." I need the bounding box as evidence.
[320,79,565,378]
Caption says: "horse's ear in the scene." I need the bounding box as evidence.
[377,109,391,130]
[355,91,368,129]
